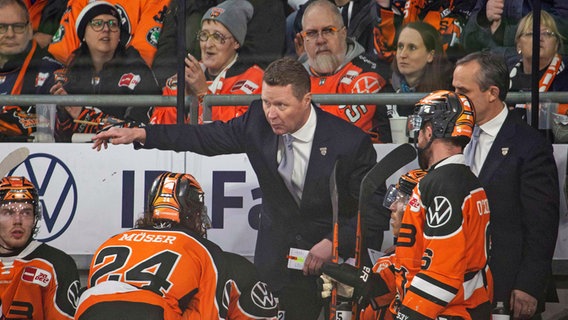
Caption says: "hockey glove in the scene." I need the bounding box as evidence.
[73,108,106,133]
[320,262,388,310]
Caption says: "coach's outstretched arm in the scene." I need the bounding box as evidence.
[92,127,147,151]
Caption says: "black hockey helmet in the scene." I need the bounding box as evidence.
[148,172,209,235]
[407,90,475,144]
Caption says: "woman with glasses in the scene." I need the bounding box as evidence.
[151,0,264,125]
[508,11,568,143]
[49,1,160,142]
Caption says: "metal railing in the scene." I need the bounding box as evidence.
[1,91,567,125]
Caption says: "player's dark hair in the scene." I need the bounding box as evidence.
[263,56,311,101]
[456,51,509,101]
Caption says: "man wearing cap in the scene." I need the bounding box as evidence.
[152,0,286,87]
[151,0,264,124]
[0,0,63,140]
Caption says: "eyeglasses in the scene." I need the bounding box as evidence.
[89,19,120,32]
[196,30,232,45]
[300,26,343,40]
[521,30,557,39]
[0,22,28,34]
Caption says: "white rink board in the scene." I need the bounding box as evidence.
[0,143,566,267]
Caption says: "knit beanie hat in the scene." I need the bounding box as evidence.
[76,1,121,41]
[201,0,253,46]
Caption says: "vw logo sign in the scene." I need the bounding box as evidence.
[9,153,78,241]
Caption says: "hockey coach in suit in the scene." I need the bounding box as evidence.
[92,56,384,320]
[455,51,559,319]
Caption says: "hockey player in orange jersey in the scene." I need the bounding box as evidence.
[75,172,278,320]
[49,0,168,66]
[320,91,493,320]
[0,176,81,319]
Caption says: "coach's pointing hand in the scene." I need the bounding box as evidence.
[92,127,147,151]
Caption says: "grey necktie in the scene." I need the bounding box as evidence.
[278,134,299,204]
[466,125,481,172]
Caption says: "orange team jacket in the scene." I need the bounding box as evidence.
[305,54,388,143]
[373,0,466,62]
[23,0,47,32]
[365,160,493,319]
[48,0,168,66]
[0,241,81,320]
[76,227,278,320]
[151,63,263,124]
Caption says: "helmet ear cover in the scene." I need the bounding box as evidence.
[0,176,41,220]
[412,90,475,144]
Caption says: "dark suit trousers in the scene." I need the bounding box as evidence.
[275,271,323,320]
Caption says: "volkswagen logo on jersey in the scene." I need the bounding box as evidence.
[250,281,277,310]
[426,196,452,228]
[9,153,78,241]
[222,280,233,310]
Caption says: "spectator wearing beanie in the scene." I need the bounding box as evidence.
[151,0,265,124]
[49,1,161,142]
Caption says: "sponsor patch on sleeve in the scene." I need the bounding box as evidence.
[231,80,259,94]
[21,266,52,287]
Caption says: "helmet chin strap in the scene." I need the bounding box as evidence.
[0,236,32,255]
[415,133,435,170]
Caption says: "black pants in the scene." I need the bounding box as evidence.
[275,272,323,320]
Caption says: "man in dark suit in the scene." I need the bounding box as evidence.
[92,57,382,319]
[454,51,559,320]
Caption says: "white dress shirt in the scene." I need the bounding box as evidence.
[278,106,316,201]
[466,103,508,176]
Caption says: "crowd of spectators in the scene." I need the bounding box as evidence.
[1,0,568,144]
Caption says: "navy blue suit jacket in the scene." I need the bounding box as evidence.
[141,100,378,290]
[477,111,559,309]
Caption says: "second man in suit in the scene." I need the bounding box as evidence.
[455,51,559,320]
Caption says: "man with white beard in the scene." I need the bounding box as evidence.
[300,0,392,266]
[300,0,392,143]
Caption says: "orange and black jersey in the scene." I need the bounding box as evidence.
[373,0,476,61]
[391,156,492,319]
[303,39,391,143]
[0,241,81,320]
[0,41,63,137]
[77,227,277,320]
